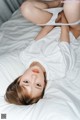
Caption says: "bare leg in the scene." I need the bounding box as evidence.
[35,13,62,40]
[59,11,80,39]
[20,1,52,24]
[20,0,63,40]
[42,0,63,8]
[63,1,80,30]
[20,0,62,25]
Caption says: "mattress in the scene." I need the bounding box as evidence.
[0,9,80,120]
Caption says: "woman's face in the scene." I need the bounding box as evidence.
[19,65,45,99]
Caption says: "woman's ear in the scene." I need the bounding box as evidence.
[17,76,22,84]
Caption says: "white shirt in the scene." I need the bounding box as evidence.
[20,28,76,81]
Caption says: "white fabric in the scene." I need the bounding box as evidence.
[38,7,63,26]
[0,9,80,120]
[20,32,75,81]
[38,7,80,26]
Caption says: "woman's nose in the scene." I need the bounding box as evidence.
[31,74,37,82]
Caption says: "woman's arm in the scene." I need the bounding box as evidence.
[35,25,54,40]
[60,25,70,43]
[60,13,70,43]
[35,8,63,40]
[35,12,62,40]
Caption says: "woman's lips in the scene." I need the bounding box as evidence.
[32,69,39,73]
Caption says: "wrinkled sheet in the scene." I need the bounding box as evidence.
[0,9,80,120]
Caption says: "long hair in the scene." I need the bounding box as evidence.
[5,73,47,105]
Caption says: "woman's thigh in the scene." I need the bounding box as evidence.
[63,2,80,29]
[20,1,52,24]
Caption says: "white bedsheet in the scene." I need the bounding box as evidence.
[0,9,80,120]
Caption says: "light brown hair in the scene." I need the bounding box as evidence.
[5,72,47,105]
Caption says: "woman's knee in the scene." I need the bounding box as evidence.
[20,1,34,17]
[20,1,48,14]
[63,2,80,29]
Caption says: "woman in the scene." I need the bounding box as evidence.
[20,0,80,40]
[5,13,75,105]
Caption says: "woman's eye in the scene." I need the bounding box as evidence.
[23,80,29,83]
[36,83,41,87]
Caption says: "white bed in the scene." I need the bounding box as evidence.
[0,9,80,120]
